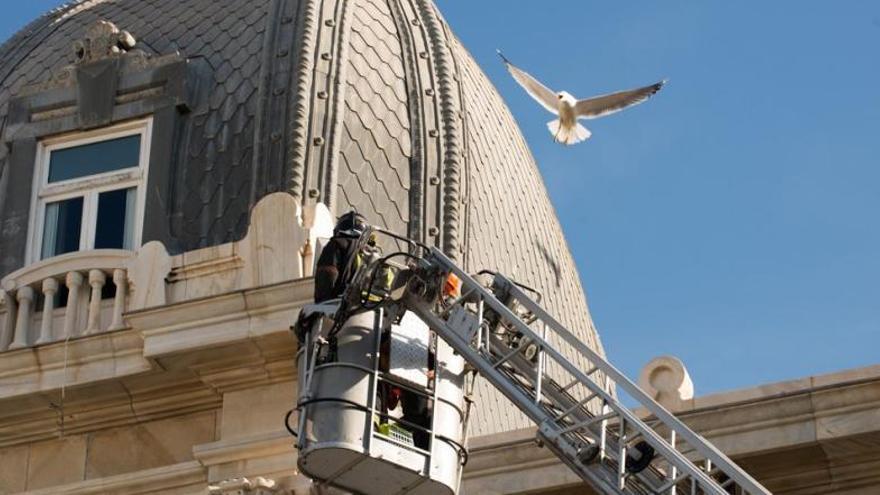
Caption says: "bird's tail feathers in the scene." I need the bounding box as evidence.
[547,119,561,138]
[547,119,591,145]
[574,123,592,142]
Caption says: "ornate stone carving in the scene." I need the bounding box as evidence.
[73,20,136,64]
[208,476,280,495]
[639,355,695,411]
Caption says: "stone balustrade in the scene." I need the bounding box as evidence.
[0,193,335,355]
[0,250,134,351]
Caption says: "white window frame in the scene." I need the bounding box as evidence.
[26,118,153,264]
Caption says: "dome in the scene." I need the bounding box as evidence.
[0,0,605,435]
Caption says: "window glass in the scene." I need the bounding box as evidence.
[94,188,136,249]
[33,122,149,263]
[48,134,140,183]
[41,197,83,259]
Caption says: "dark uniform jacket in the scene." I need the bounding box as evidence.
[314,235,360,302]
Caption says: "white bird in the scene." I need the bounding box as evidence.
[497,50,666,145]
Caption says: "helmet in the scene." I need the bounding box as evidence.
[334,210,367,237]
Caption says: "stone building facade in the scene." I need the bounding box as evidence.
[0,1,877,494]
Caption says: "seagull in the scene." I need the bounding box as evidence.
[497,50,666,145]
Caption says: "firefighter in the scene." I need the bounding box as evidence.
[295,211,368,343]
[314,210,368,303]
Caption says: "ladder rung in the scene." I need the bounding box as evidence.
[558,367,599,394]
[558,410,617,435]
[491,338,532,369]
[654,472,690,494]
[553,391,599,422]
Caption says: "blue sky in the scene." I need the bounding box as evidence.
[438,1,880,396]
[3,2,879,398]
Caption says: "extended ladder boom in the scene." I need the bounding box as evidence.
[396,247,771,495]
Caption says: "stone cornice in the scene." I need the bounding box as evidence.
[0,328,150,400]
[129,277,309,355]
[22,460,206,495]
[194,430,300,493]
[663,369,880,458]
[127,277,311,393]
[642,364,880,416]
[471,366,880,455]
[193,430,294,468]
[0,370,219,447]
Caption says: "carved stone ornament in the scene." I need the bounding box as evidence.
[638,355,694,411]
[73,20,136,64]
[207,476,280,495]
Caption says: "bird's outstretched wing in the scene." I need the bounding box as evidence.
[497,50,558,115]
[575,80,666,120]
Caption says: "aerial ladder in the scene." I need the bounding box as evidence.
[290,228,772,495]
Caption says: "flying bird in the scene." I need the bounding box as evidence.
[497,50,666,145]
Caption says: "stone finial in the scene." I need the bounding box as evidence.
[207,477,279,495]
[639,355,694,411]
[73,20,136,64]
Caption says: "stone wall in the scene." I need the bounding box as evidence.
[0,411,216,493]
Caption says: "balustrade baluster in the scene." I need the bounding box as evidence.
[63,271,84,339]
[36,278,59,345]
[109,269,127,330]
[0,289,15,351]
[10,286,34,350]
[86,270,106,334]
